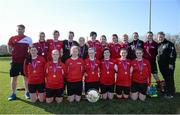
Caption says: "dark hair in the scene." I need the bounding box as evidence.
[157,31,165,36]
[53,30,60,35]
[101,47,110,59]
[69,31,74,36]
[17,24,25,29]
[39,32,45,35]
[25,45,37,64]
[90,31,97,37]
[112,34,118,38]
[101,35,106,39]
[133,32,139,37]
[147,31,153,35]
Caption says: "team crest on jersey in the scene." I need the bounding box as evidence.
[77,62,82,64]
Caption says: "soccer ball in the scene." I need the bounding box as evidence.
[86,89,100,103]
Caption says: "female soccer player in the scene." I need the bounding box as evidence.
[47,30,63,61]
[79,37,88,60]
[24,46,46,102]
[120,34,131,59]
[116,48,132,99]
[87,31,102,60]
[84,48,100,93]
[65,46,84,102]
[100,48,116,100]
[131,48,151,101]
[100,35,109,59]
[109,34,121,60]
[33,32,48,60]
[45,49,65,103]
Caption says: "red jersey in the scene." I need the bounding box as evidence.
[109,42,121,59]
[87,40,102,60]
[24,56,46,84]
[131,59,151,84]
[65,58,84,82]
[143,40,158,62]
[100,43,109,59]
[84,58,100,82]
[100,59,116,85]
[33,41,48,60]
[47,39,63,61]
[116,59,131,87]
[8,35,32,63]
[45,61,65,89]
[120,42,131,59]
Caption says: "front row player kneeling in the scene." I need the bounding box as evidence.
[24,46,46,102]
[131,48,151,101]
[100,48,116,100]
[116,48,132,99]
[45,49,66,103]
[65,46,84,102]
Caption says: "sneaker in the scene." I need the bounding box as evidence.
[8,93,16,101]
[25,92,30,99]
[164,95,174,99]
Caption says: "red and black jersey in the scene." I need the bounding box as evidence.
[84,58,100,82]
[24,56,46,84]
[116,59,131,87]
[120,42,131,59]
[45,61,65,89]
[99,59,116,85]
[47,39,63,61]
[87,40,102,60]
[8,35,32,63]
[143,40,158,62]
[65,58,84,82]
[109,42,121,59]
[33,41,48,60]
[131,59,151,84]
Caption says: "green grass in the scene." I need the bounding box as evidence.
[0,58,180,114]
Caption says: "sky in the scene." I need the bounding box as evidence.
[0,0,179,45]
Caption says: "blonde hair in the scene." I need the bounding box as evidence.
[70,46,79,55]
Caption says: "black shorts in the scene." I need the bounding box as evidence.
[28,83,45,93]
[46,88,64,98]
[150,60,158,74]
[100,84,114,94]
[131,82,148,95]
[115,85,130,95]
[85,82,99,93]
[67,81,82,96]
[10,62,24,77]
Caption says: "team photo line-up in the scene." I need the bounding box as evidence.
[7,24,177,103]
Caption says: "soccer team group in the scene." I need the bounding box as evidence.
[7,24,177,103]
